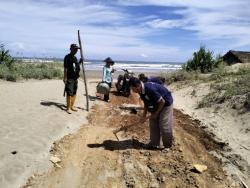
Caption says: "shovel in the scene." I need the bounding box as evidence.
[112,116,149,141]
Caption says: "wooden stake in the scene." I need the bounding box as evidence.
[78,30,89,111]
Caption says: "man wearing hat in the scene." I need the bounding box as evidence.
[129,77,173,150]
[102,57,115,102]
[63,43,83,114]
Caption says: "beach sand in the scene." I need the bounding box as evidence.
[169,82,250,186]
[21,81,238,188]
[0,69,247,187]
[0,69,163,188]
[0,76,100,188]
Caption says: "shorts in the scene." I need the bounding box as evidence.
[65,79,78,96]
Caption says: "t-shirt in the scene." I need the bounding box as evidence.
[102,65,113,83]
[64,54,80,80]
[139,82,173,112]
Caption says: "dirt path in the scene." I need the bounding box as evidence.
[24,92,240,188]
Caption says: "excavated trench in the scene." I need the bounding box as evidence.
[24,91,240,188]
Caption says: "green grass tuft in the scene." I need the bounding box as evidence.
[0,62,63,81]
[198,67,250,108]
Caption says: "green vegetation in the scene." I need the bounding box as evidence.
[0,44,63,81]
[198,65,250,109]
[0,44,15,71]
[164,46,224,85]
[163,70,200,85]
[163,46,249,111]
[13,63,63,80]
[183,46,222,73]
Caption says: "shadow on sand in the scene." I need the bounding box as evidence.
[87,139,148,151]
[88,94,103,102]
[40,101,86,111]
[40,101,66,111]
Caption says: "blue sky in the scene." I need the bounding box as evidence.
[0,0,250,62]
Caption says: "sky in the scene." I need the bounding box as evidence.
[0,0,250,62]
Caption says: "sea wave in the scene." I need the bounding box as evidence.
[85,62,182,72]
[18,58,183,72]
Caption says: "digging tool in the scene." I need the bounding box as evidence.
[112,116,150,141]
[78,30,89,111]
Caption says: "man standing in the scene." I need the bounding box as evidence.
[63,43,83,114]
[129,77,173,149]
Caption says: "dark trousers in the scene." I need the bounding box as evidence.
[65,79,78,96]
[104,82,111,101]
[149,104,173,148]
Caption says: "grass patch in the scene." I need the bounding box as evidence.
[198,66,250,109]
[163,70,200,85]
[15,62,63,79]
[162,62,250,111]
[0,61,63,81]
[0,44,63,81]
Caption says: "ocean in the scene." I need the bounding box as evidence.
[85,60,182,73]
[19,58,183,73]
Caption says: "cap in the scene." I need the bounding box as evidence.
[70,43,80,49]
[104,57,114,64]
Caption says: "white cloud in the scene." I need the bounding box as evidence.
[117,0,243,9]
[0,0,184,61]
[145,19,187,29]
[117,0,250,49]
[0,0,249,61]
[140,53,148,58]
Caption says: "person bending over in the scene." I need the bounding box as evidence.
[138,73,165,85]
[129,77,173,149]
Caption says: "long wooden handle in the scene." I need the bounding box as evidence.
[113,122,138,134]
[113,116,150,134]
[78,30,89,111]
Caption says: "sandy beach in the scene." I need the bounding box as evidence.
[0,77,99,188]
[1,0,250,187]
[169,82,250,185]
[0,70,249,187]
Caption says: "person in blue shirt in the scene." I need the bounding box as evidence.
[129,77,173,149]
[138,73,165,85]
[102,57,115,102]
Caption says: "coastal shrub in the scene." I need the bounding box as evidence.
[0,65,19,81]
[16,63,63,80]
[183,46,218,73]
[213,54,223,68]
[0,64,10,79]
[198,72,250,108]
[208,63,228,81]
[0,44,63,81]
[208,63,250,82]
[1,61,63,81]
[0,44,16,70]
[6,72,18,82]
[163,70,202,85]
[164,70,188,84]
